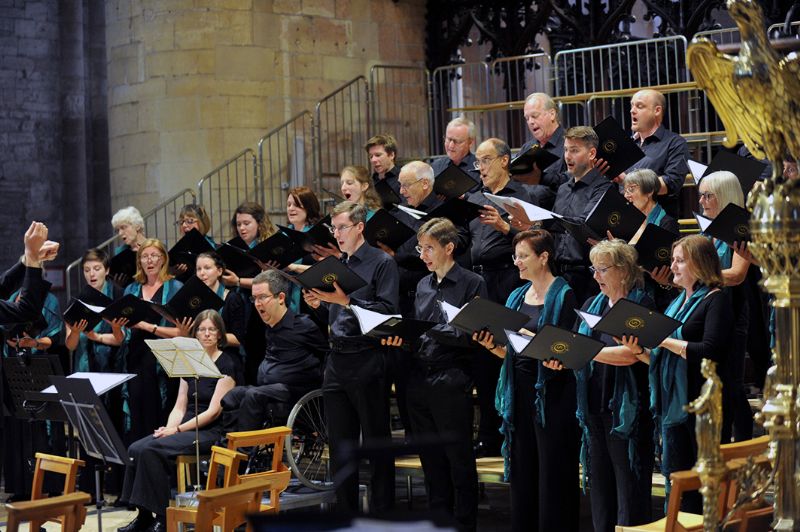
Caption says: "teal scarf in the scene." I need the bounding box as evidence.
[286,224,310,313]
[74,281,116,372]
[710,236,733,269]
[119,279,182,432]
[575,287,647,490]
[645,203,667,227]
[495,276,571,481]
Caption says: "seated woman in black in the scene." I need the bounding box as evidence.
[547,239,655,531]
[118,309,238,532]
[623,234,732,512]
[473,229,579,532]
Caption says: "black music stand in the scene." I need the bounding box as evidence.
[50,376,129,532]
[2,354,65,420]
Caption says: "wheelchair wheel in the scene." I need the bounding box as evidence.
[285,389,334,490]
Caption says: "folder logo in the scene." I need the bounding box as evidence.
[121,306,134,317]
[608,212,621,227]
[272,246,285,256]
[602,139,617,153]
[189,296,202,310]
[322,273,338,285]
[656,247,670,261]
[735,224,749,237]
[625,317,645,329]
[376,229,389,240]
[550,341,569,354]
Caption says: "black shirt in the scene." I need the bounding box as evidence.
[467,179,534,266]
[515,288,578,372]
[627,125,689,217]
[413,263,487,368]
[551,169,614,266]
[430,152,481,192]
[258,308,327,387]
[184,350,240,424]
[520,125,568,191]
[372,165,402,197]
[0,263,51,327]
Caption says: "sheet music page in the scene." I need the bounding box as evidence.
[39,372,135,395]
[688,159,708,180]
[351,305,400,334]
[439,300,463,322]
[77,300,106,313]
[396,204,426,219]
[484,193,560,221]
[506,330,533,353]
[575,309,602,329]
[693,212,712,232]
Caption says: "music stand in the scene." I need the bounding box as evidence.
[50,375,130,532]
[145,337,223,491]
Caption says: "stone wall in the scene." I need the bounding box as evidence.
[106,0,427,213]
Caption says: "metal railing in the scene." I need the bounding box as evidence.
[431,62,492,156]
[694,21,800,44]
[65,188,197,301]
[315,77,369,195]
[196,148,259,242]
[257,112,314,220]
[369,66,431,159]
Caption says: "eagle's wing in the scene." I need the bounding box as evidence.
[778,52,800,161]
[687,38,767,158]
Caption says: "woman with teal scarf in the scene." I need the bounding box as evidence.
[340,165,381,220]
[194,252,246,350]
[623,234,732,513]
[697,171,755,442]
[474,229,579,532]
[284,186,323,312]
[119,239,184,446]
[623,169,679,311]
[550,239,655,531]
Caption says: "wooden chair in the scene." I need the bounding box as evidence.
[616,436,772,532]
[226,426,293,514]
[14,452,87,532]
[167,470,291,532]
[5,491,91,532]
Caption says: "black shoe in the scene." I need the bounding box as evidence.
[144,520,166,532]
[117,512,154,532]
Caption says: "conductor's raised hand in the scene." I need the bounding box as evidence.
[24,222,48,268]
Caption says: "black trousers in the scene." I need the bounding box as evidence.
[722,307,753,443]
[406,366,477,532]
[586,411,654,532]
[323,359,394,514]
[120,427,222,516]
[510,365,580,532]
[221,383,300,433]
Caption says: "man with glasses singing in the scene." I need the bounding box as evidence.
[220,269,327,433]
[466,138,535,457]
[303,201,400,515]
[431,117,481,188]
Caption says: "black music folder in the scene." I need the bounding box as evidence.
[444,298,529,344]
[424,198,484,226]
[148,276,224,322]
[509,144,560,175]
[294,256,367,294]
[576,298,681,349]
[433,165,479,198]
[634,223,679,271]
[585,187,646,242]
[77,285,115,307]
[215,242,261,279]
[109,247,137,280]
[168,229,215,267]
[701,149,767,195]
[63,300,104,330]
[226,236,250,251]
[249,231,305,268]
[556,217,602,244]
[694,204,751,246]
[375,179,403,208]
[280,216,339,254]
[351,305,436,341]
[100,294,160,325]
[593,116,645,178]
[364,209,416,251]
[506,325,605,370]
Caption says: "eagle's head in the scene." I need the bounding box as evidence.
[727,0,766,33]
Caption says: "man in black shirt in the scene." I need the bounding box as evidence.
[303,201,400,514]
[518,92,568,193]
[551,126,614,304]
[365,134,402,196]
[622,89,689,218]
[387,217,487,531]
[221,270,327,432]
[430,117,480,187]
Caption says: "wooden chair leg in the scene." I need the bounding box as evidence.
[6,513,20,532]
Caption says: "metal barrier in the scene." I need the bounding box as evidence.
[430,62,492,156]
[369,66,431,159]
[315,77,369,196]
[64,188,197,301]
[196,148,259,241]
[257,112,314,220]
[694,27,741,45]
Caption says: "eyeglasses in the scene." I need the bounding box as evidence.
[196,327,218,335]
[140,254,162,263]
[473,157,498,170]
[328,224,355,235]
[511,254,530,263]
[176,218,197,226]
[698,192,716,200]
[589,264,615,275]
[415,245,435,255]
[623,185,639,194]
[399,178,424,191]
[443,136,468,146]
[250,294,275,304]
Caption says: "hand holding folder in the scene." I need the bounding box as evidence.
[575,298,681,349]
[351,305,435,342]
[505,325,604,370]
[443,298,529,344]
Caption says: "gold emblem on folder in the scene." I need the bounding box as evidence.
[656,247,670,261]
[608,211,621,226]
[625,317,645,329]
[603,139,617,153]
[735,224,748,237]
[550,341,569,354]
[322,273,338,285]
[272,246,284,256]
[189,296,202,309]
[376,229,389,240]
[121,306,134,317]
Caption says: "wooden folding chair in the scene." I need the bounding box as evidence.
[15,452,87,532]
[5,491,91,532]
[226,426,292,513]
